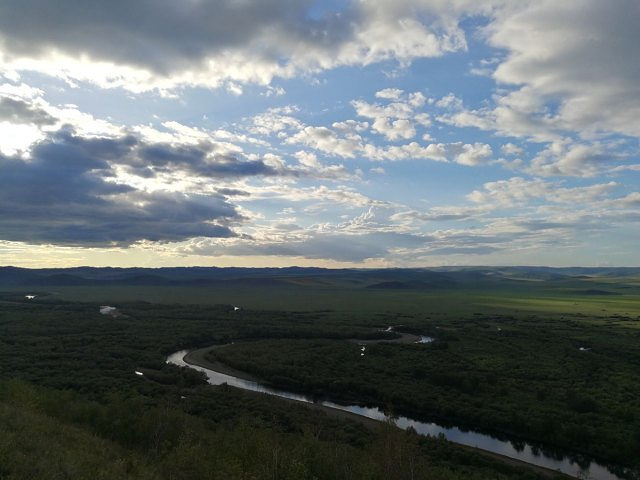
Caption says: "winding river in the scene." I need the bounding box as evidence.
[167,348,626,480]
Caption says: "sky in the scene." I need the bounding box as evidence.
[0,0,639,268]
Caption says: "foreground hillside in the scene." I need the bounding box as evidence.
[0,367,553,480]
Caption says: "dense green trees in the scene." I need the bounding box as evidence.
[211,315,640,468]
[0,379,555,480]
[0,297,561,480]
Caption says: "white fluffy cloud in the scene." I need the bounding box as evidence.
[0,0,480,92]
[352,90,427,141]
[528,141,621,178]
[467,177,617,207]
[486,0,640,139]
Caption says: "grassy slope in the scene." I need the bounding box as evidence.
[0,401,157,480]
[0,379,555,480]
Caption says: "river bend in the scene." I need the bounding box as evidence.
[167,348,624,480]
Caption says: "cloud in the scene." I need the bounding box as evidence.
[467,176,617,207]
[249,106,303,136]
[527,140,623,177]
[0,0,477,91]
[501,143,523,156]
[448,142,493,166]
[364,141,493,165]
[0,93,354,184]
[0,128,242,245]
[352,91,426,140]
[0,96,55,125]
[182,229,428,263]
[435,93,463,110]
[273,97,492,166]
[486,0,640,139]
[132,142,285,179]
[617,192,640,207]
[421,245,501,256]
[391,206,488,223]
[286,126,363,158]
[116,130,354,183]
[375,88,404,101]
[281,106,493,166]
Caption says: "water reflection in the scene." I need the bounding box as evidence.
[167,350,624,480]
[417,336,434,344]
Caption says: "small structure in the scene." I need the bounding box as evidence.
[25,295,36,300]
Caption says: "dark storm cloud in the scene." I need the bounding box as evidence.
[0,97,56,125]
[134,143,283,178]
[0,0,357,75]
[0,128,242,246]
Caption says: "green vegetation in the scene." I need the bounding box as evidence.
[40,282,640,316]
[212,313,640,467]
[1,267,639,479]
[22,266,638,317]
[0,295,559,480]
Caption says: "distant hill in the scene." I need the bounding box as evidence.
[366,281,412,289]
[1,265,639,289]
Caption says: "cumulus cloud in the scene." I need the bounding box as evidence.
[0,0,480,91]
[286,126,363,158]
[0,96,55,125]
[272,94,493,166]
[352,90,427,140]
[486,0,640,139]
[365,141,493,165]
[0,129,240,245]
[425,1,640,178]
[527,141,623,178]
[467,176,617,207]
[375,88,404,101]
[448,142,493,166]
[0,120,359,246]
[249,106,302,136]
[501,143,523,156]
[279,100,493,166]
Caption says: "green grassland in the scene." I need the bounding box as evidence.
[29,274,640,318]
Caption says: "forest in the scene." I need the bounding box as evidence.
[1,267,639,479]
